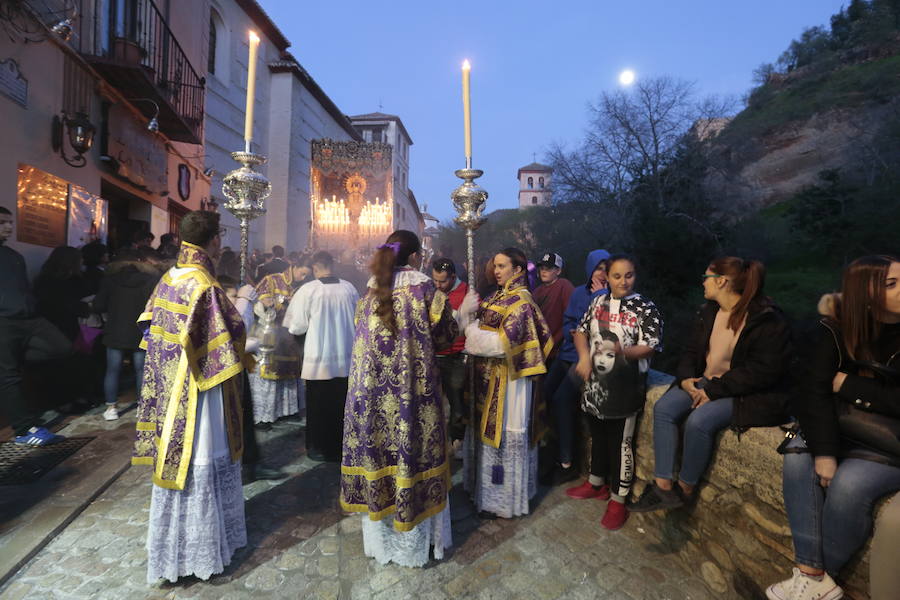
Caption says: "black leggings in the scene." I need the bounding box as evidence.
[587,413,638,500]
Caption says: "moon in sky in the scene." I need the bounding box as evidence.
[619,69,636,86]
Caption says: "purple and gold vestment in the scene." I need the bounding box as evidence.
[340,269,458,532]
[132,242,248,490]
[474,270,554,448]
[254,269,302,381]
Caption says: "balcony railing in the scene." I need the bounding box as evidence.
[78,0,204,144]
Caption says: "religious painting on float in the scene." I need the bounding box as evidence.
[310,139,394,265]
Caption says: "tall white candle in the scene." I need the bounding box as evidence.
[244,31,260,152]
[462,60,472,163]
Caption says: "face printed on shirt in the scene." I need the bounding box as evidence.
[592,338,617,377]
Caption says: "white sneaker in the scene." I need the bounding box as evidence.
[766,568,844,600]
[103,406,119,421]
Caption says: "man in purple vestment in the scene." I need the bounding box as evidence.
[133,211,249,583]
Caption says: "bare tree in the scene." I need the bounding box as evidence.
[550,76,735,209]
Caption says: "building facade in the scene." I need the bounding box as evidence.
[349,113,422,235]
[0,0,209,273]
[517,162,552,208]
[2,0,424,273]
[205,0,360,255]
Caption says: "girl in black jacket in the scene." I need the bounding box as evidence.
[767,256,900,600]
[92,247,160,421]
[630,257,792,513]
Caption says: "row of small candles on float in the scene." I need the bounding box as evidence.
[316,196,393,235]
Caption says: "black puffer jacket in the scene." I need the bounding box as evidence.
[796,317,900,464]
[92,260,160,349]
[674,299,793,430]
[34,275,92,341]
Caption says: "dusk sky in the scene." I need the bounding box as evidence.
[259,1,847,224]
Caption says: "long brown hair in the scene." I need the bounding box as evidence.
[370,230,421,334]
[708,257,766,332]
[838,255,899,361]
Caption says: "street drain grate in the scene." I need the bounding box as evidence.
[0,437,94,485]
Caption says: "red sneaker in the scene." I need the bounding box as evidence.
[565,480,611,500]
[600,499,629,530]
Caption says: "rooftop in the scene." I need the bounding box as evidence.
[517,162,553,178]
[349,112,414,145]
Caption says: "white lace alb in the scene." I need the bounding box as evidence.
[463,428,538,518]
[146,456,246,583]
[249,373,303,423]
[360,501,452,568]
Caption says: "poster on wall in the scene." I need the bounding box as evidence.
[16,164,68,247]
[68,185,107,246]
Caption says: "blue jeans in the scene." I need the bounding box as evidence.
[544,358,579,464]
[653,386,733,486]
[782,437,900,574]
[104,348,145,406]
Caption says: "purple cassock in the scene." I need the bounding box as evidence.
[132,242,248,489]
[340,268,459,536]
[254,268,303,381]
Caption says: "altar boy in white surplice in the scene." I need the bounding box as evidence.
[284,251,358,461]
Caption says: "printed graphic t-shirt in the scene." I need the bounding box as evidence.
[576,292,663,419]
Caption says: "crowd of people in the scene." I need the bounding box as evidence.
[2,206,898,600]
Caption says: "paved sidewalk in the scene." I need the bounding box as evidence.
[0,399,139,588]
[0,417,715,600]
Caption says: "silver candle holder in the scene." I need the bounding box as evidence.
[222,151,271,285]
[222,150,273,365]
[451,166,487,492]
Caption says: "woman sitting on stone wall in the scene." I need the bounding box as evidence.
[766,255,900,600]
[629,257,792,514]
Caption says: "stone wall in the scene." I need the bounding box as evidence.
[629,371,879,600]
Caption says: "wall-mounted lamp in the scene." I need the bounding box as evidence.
[127,98,160,132]
[51,111,96,168]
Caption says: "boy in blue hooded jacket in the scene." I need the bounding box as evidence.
[542,249,611,483]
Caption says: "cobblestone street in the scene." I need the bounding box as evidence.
[0,417,716,600]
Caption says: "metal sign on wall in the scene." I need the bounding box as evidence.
[0,58,27,107]
[106,104,167,195]
[16,165,68,247]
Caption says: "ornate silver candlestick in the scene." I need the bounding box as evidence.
[451,166,487,492]
[222,151,271,285]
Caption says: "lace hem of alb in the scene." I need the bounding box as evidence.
[360,500,452,568]
[146,455,246,583]
[463,427,538,518]
[249,374,303,423]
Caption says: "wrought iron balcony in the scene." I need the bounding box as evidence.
[78,0,205,144]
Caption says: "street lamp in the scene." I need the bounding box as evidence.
[51,111,96,168]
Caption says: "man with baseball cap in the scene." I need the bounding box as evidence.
[533,252,574,361]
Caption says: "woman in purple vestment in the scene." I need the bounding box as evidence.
[340,230,459,567]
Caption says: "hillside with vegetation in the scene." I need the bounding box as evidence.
[436,0,900,371]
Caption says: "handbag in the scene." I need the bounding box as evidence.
[836,360,900,459]
[73,323,103,355]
